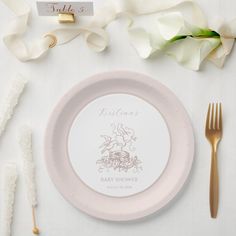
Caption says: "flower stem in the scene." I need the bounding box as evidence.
[193,29,220,38]
[168,29,220,44]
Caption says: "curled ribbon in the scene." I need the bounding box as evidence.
[1,0,236,70]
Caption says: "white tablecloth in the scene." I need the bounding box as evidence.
[0,0,236,235]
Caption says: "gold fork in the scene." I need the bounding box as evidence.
[205,103,223,218]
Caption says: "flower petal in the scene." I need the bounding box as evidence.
[208,37,234,67]
[128,28,154,58]
[208,19,236,67]
[157,12,192,40]
[165,37,221,70]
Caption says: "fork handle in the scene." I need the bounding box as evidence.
[210,148,219,218]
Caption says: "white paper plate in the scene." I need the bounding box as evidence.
[45,71,194,221]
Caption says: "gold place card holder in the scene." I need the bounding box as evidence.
[58,13,75,23]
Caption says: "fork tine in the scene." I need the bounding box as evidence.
[205,103,211,131]
[219,103,222,130]
[215,103,219,130]
[211,103,215,129]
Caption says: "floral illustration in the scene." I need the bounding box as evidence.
[96,123,142,173]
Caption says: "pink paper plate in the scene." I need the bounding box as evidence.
[45,71,194,221]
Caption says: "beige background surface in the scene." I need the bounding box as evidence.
[0,0,236,235]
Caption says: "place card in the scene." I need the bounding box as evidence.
[36,1,94,16]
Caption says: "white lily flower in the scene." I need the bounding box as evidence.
[129,12,222,70]
[128,12,191,58]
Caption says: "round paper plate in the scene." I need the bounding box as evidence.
[45,71,194,221]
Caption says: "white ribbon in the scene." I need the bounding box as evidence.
[2,0,109,61]
[1,0,236,70]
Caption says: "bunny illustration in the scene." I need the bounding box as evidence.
[97,123,142,173]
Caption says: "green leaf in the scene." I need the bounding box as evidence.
[168,28,220,45]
